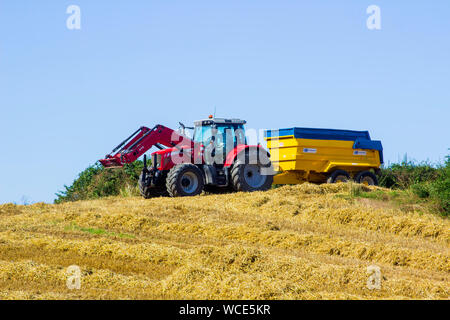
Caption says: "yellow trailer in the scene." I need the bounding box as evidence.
[264,128,383,185]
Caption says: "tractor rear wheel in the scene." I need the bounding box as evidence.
[138,170,167,198]
[166,164,204,197]
[231,163,273,192]
[327,170,350,184]
[354,171,378,186]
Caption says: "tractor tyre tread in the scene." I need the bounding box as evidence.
[139,171,167,199]
[166,164,204,197]
[231,164,273,192]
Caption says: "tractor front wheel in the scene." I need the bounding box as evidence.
[138,170,167,198]
[166,164,204,197]
[231,164,273,192]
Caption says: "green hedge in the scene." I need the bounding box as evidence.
[55,161,144,203]
[378,156,449,216]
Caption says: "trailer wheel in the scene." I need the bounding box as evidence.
[138,170,167,198]
[355,171,378,186]
[166,164,204,197]
[327,170,350,184]
[231,163,273,192]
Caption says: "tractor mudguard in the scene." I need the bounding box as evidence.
[224,145,275,176]
[224,145,271,167]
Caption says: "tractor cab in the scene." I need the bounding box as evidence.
[193,117,247,146]
[193,117,247,164]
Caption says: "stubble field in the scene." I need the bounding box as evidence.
[0,183,448,300]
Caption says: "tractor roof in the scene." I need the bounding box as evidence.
[194,118,247,126]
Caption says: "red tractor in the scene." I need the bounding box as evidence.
[99,117,274,198]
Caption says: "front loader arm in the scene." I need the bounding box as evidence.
[99,125,194,168]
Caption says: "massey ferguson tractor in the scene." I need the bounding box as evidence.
[99,117,274,198]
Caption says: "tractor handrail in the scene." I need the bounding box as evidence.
[122,125,159,155]
[109,127,143,156]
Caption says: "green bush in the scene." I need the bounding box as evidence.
[379,161,441,189]
[55,161,144,203]
[411,183,431,199]
[429,157,450,216]
[379,156,449,216]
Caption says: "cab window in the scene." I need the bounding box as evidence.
[193,126,213,145]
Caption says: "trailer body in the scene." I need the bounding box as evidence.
[264,128,383,185]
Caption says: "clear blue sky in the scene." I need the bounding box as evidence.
[1,0,449,204]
